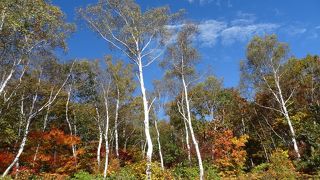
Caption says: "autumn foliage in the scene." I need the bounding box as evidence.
[211,129,248,176]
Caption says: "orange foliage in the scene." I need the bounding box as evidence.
[28,128,81,174]
[212,129,248,175]
[42,128,80,146]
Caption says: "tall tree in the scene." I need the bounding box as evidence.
[162,24,204,179]
[2,62,74,177]
[0,0,73,96]
[242,35,301,158]
[105,56,135,158]
[79,0,180,177]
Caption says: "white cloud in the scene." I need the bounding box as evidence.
[220,24,279,45]
[167,12,280,47]
[187,0,231,6]
[196,20,279,47]
[198,20,227,46]
[285,26,307,36]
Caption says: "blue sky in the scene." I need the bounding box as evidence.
[53,0,320,89]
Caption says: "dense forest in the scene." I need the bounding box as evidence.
[1,0,320,179]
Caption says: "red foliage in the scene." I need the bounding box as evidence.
[0,151,14,172]
[27,128,81,173]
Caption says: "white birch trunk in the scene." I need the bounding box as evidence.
[181,99,191,164]
[182,76,204,180]
[95,107,103,171]
[274,74,300,158]
[65,87,76,159]
[137,58,153,179]
[154,118,164,170]
[103,85,111,179]
[2,93,37,177]
[114,87,120,158]
[2,117,31,177]
[2,63,73,177]
[0,59,21,95]
[0,10,5,32]
[97,131,103,170]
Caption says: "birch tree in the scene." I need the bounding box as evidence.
[79,0,180,177]
[105,56,135,158]
[102,79,111,179]
[2,62,73,177]
[162,24,204,179]
[0,0,73,96]
[243,34,301,158]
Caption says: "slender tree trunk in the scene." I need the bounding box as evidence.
[33,90,53,163]
[95,107,103,171]
[114,87,120,158]
[2,92,36,178]
[0,62,18,95]
[2,87,39,177]
[154,118,164,170]
[122,123,126,151]
[2,115,31,177]
[73,111,78,156]
[97,130,103,171]
[103,86,111,179]
[182,76,204,180]
[275,78,300,158]
[181,98,191,164]
[137,58,153,179]
[66,87,76,159]
[0,11,5,32]
[2,64,72,177]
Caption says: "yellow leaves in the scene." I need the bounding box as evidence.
[108,158,120,174]
[291,111,307,123]
[231,134,249,147]
[212,129,248,176]
[76,148,85,156]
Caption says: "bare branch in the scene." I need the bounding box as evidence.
[255,102,284,115]
[148,97,156,113]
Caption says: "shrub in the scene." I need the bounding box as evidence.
[249,149,298,179]
[173,163,220,180]
[173,165,199,179]
[108,167,136,180]
[109,160,173,180]
[71,170,102,180]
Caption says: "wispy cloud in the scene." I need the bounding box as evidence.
[167,18,279,47]
[198,20,227,46]
[285,26,307,36]
[220,24,279,45]
[168,12,320,47]
[187,0,232,6]
[196,18,279,47]
[231,11,256,26]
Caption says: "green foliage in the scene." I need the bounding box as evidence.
[204,164,220,180]
[108,161,173,180]
[71,170,102,180]
[249,149,297,179]
[2,0,320,179]
[173,165,199,179]
[108,167,136,180]
[173,164,220,180]
[251,163,269,173]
